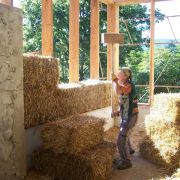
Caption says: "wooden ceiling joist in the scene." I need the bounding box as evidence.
[0,0,13,6]
[99,0,114,4]
[114,0,173,6]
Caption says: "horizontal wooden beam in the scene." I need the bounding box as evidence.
[114,0,173,6]
[99,0,114,4]
[0,0,12,6]
[102,33,124,44]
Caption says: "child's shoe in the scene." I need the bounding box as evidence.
[130,149,135,155]
[117,160,132,170]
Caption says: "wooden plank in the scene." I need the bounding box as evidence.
[107,4,119,80]
[0,0,12,6]
[99,0,114,4]
[114,0,172,6]
[69,0,79,82]
[42,0,53,56]
[90,0,99,79]
[149,0,155,106]
[102,33,124,44]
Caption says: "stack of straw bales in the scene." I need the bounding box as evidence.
[23,55,111,129]
[32,115,116,179]
[140,93,180,174]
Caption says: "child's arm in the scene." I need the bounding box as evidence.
[114,80,132,95]
[111,73,132,95]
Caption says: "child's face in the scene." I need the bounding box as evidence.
[117,70,127,82]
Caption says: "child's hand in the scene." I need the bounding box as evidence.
[111,111,120,118]
[111,73,118,82]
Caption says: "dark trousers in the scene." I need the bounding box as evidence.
[117,113,138,163]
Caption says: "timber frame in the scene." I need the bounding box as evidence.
[1,0,174,105]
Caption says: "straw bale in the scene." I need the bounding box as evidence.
[53,81,111,118]
[152,93,180,124]
[32,149,67,179]
[160,166,180,179]
[32,141,116,180]
[24,54,59,128]
[171,167,180,179]
[139,136,178,173]
[25,169,53,180]
[23,54,59,90]
[140,93,180,173]
[104,127,119,143]
[41,115,104,154]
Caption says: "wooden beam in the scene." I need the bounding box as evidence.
[0,0,13,6]
[102,33,124,44]
[99,0,114,4]
[42,0,53,56]
[90,0,99,79]
[107,4,119,80]
[149,0,155,106]
[69,0,79,82]
[114,0,172,6]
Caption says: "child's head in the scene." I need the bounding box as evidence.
[117,67,132,82]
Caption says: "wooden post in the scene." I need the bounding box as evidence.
[42,0,53,56]
[107,4,119,80]
[90,0,99,79]
[0,0,13,6]
[69,0,79,82]
[149,0,155,105]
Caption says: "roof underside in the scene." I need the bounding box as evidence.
[100,0,173,5]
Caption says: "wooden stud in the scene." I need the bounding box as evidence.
[0,0,13,6]
[42,0,53,56]
[149,0,155,106]
[90,0,99,79]
[114,0,171,6]
[69,0,79,82]
[107,4,119,80]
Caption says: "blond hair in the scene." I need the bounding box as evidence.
[119,67,132,80]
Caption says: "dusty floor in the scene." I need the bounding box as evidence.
[105,127,167,180]
[26,106,170,180]
[26,127,168,180]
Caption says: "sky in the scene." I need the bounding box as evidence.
[13,0,180,40]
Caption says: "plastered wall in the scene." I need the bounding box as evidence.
[0,4,26,179]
